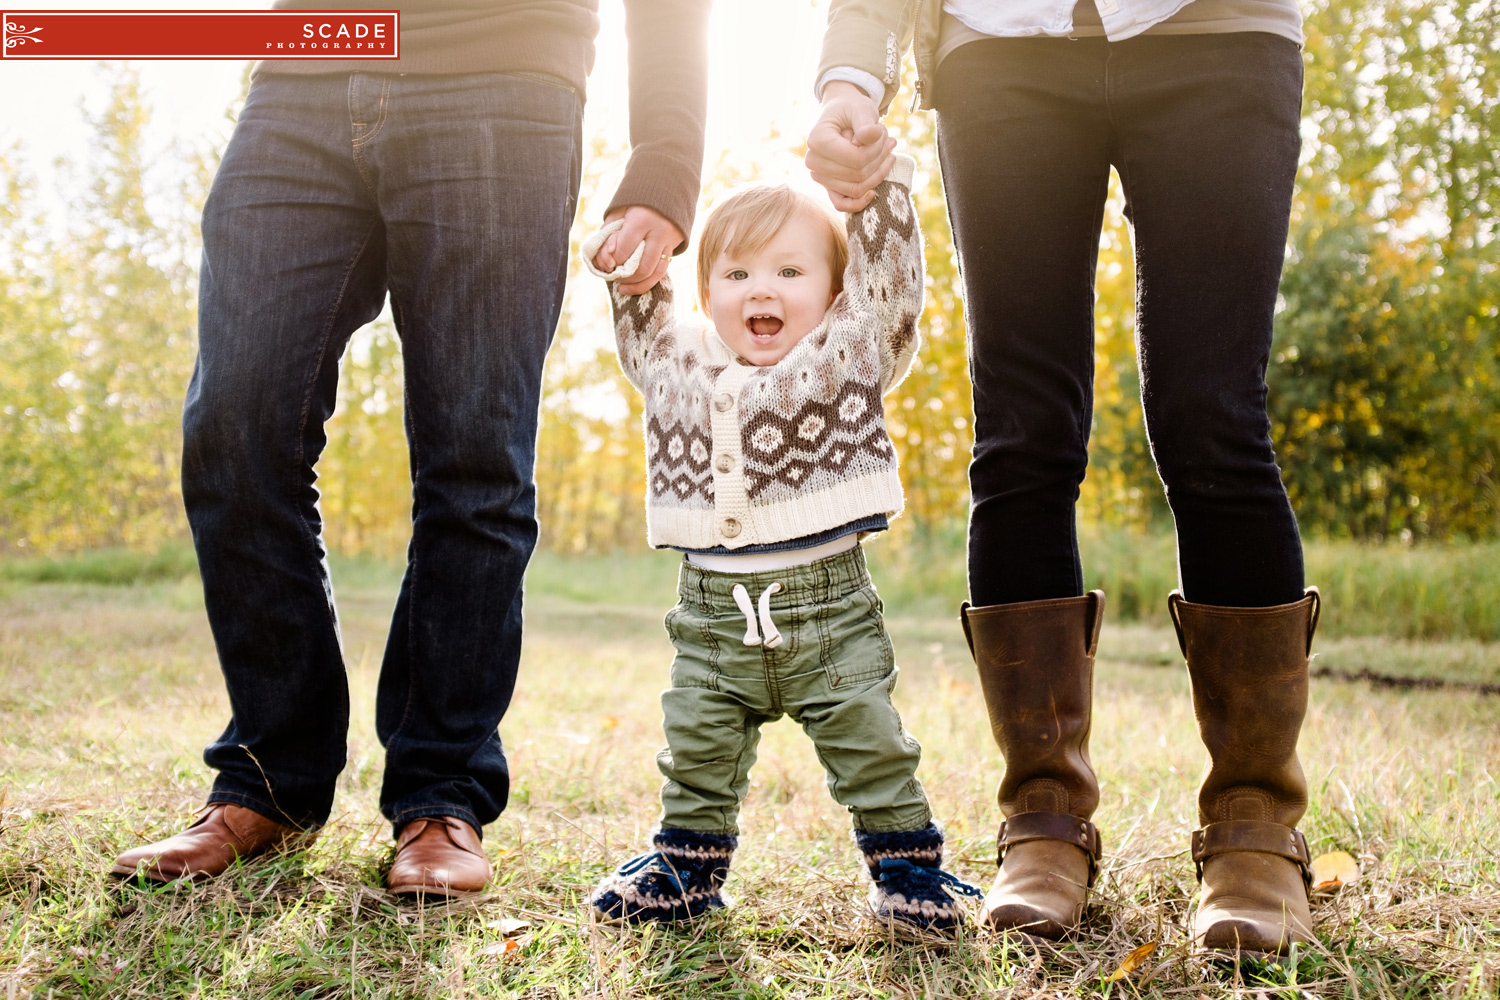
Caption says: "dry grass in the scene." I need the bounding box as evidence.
[1,553,1497,998]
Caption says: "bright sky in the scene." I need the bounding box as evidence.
[0,1,833,221]
[0,0,835,367]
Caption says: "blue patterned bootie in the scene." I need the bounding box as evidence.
[591,828,737,924]
[855,824,983,931]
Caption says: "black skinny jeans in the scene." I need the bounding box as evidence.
[934,32,1307,609]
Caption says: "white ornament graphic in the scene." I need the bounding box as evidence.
[4,21,45,48]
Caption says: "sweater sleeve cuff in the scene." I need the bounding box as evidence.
[816,15,902,113]
[605,149,701,256]
[886,153,915,190]
[817,67,885,104]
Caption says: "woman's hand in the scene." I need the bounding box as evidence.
[805,81,897,212]
[593,205,685,295]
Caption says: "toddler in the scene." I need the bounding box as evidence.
[581,155,977,930]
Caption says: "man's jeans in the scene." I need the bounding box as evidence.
[934,33,1307,610]
[183,71,582,834]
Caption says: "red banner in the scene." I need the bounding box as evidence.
[1,10,399,59]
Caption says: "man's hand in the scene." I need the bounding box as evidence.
[805,81,896,212]
[593,205,685,295]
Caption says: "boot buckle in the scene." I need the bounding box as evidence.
[1191,821,1313,893]
[997,811,1104,887]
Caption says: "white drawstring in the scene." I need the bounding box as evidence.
[730,582,784,649]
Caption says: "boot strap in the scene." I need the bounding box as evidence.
[1191,820,1312,892]
[998,811,1103,887]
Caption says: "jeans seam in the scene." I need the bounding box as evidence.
[349,76,389,194]
[291,219,381,634]
[390,296,423,742]
[349,74,391,150]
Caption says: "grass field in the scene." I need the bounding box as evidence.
[2,547,1497,998]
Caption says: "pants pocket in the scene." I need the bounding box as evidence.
[666,602,722,692]
[817,584,895,689]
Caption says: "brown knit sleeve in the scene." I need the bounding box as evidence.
[604,0,711,254]
[838,157,924,391]
[608,276,679,394]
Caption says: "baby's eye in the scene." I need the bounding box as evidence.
[728,269,748,281]
[780,267,801,278]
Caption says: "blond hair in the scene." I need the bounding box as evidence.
[696,184,848,310]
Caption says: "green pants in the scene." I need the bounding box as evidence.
[656,546,932,835]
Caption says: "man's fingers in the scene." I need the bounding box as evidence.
[607,218,654,277]
[617,230,673,291]
[600,205,683,293]
[618,247,672,294]
[593,233,620,273]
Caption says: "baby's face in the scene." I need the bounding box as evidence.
[705,210,836,367]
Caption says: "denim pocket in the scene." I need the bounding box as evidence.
[817,584,895,689]
[503,70,580,98]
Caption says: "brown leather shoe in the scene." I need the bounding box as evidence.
[1172,588,1321,957]
[110,803,311,883]
[960,592,1106,939]
[387,816,491,898]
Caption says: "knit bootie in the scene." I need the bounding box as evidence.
[855,824,982,931]
[591,829,737,923]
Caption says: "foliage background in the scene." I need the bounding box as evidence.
[2,0,1497,562]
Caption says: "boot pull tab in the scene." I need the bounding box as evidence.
[958,601,976,657]
[1305,585,1321,654]
[1084,590,1106,658]
[1167,590,1188,657]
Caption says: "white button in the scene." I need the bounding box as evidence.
[721,517,741,538]
[715,454,734,473]
[714,393,735,412]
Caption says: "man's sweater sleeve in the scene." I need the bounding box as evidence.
[837,154,924,391]
[605,0,711,254]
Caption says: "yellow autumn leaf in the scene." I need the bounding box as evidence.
[1104,941,1158,982]
[1309,850,1361,891]
[600,714,621,730]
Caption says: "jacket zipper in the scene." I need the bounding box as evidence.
[909,0,925,111]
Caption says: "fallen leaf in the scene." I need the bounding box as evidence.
[476,934,532,959]
[1310,850,1360,891]
[600,714,621,730]
[485,918,531,937]
[1104,941,1158,982]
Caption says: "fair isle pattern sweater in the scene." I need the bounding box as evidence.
[596,158,923,551]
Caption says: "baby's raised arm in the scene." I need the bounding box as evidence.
[582,221,679,393]
[837,154,924,391]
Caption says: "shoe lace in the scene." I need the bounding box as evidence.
[877,858,983,899]
[615,851,689,894]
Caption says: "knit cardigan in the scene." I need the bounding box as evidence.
[587,157,924,551]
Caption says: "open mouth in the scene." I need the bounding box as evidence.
[747,315,784,340]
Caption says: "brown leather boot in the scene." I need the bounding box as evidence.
[387,816,492,898]
[960,591,1105,939]
[1171,588,1321,957]
[110,803,312,882]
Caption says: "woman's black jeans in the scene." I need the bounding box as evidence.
[934,32,1307,609]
